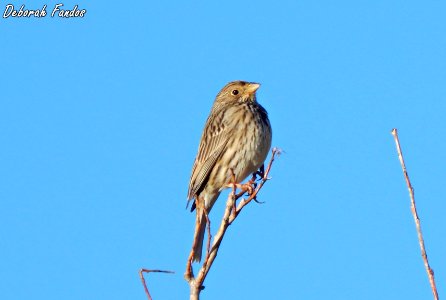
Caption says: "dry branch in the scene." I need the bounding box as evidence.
[139,268,175,300]
[391,128,439,300]
[184,147,280,300]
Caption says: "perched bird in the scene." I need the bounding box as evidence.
[187,80,272,262]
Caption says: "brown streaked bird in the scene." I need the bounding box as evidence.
[187,80,272,262]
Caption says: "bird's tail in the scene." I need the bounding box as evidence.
[192,208,207,262]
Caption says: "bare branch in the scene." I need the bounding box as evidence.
[391,129,439,300]
[185,148,281,299]
[204,210,212,261]
[139,268,175,300]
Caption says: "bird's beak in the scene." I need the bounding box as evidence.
[245,83,260,95]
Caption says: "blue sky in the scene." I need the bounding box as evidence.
[1,1,445,299]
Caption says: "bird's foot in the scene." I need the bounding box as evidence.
[226,182,254,195]
[255,164,266,180]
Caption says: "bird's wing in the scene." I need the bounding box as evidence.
[187,108,231,200]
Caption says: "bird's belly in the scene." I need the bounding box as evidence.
[229,130,270,183]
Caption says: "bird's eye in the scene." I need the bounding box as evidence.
[231,89,239,95]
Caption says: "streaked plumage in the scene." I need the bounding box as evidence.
[187,80,272,262]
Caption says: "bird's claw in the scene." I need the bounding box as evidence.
[253,196,265,204]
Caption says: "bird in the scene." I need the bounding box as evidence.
[187,80,272,262]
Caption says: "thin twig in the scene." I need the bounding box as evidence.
[139,268,175,300]
[391,129,439,300]
[204,210,212,261]
[232,148,278,218]
[185,148,281,299]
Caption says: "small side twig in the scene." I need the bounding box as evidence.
[139,268,175,300]
[185,147,281,300]
[391,129,439,300]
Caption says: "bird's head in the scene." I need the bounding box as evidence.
[214,81,260,104]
